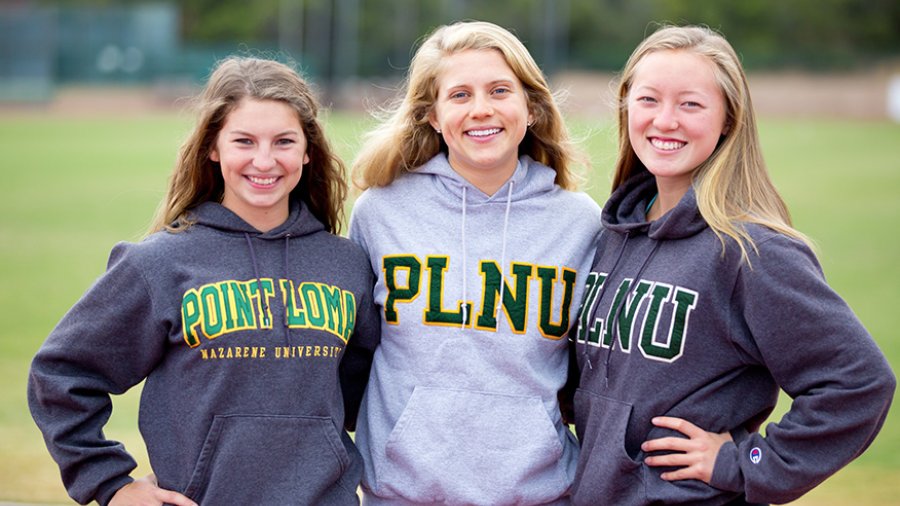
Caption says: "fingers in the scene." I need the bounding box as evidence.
[642,435,694,453]
[650,416,704,437]
[659,466,707,482]
[643,451,695,468]
[642,417,732,484]
[109,475,198,506]
[156,489,199,506]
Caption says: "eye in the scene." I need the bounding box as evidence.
[682,101,702,108]
[232,137,253,145]
[449,90,469,100]
[275,138,297,146]
[635,96,657,104]
[492,86,512,95]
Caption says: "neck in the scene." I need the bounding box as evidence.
[227,205,289,233]
[448,158,517,196]
[648,179,690,221]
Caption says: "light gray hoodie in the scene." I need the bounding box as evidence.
[348,154,603,505]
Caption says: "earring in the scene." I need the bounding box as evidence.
[435,128,442,134]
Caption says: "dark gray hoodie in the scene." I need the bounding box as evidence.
[571,168,895,505]
[28,200,380,505]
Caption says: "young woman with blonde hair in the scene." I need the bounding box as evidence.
[349,20,602,505]
[29,56,379,505]
[570,25,894,505]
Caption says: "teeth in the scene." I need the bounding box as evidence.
[248,175,277,185]
[468,128,501,137]
[651,138,685,151]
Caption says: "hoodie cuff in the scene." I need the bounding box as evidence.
[96,475,134,506]
[710,441,744,493]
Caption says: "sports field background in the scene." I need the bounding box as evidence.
[1,77,898,504]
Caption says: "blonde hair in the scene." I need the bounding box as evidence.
[149,56,347,234]
[613,25,812,263]
[352,20,585,190]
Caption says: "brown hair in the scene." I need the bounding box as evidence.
[149,56,347,234]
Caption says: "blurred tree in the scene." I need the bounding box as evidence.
[34,0,900,77]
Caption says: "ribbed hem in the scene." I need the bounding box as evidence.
[362,493,571,506]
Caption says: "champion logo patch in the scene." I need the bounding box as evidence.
[749,447,762,464]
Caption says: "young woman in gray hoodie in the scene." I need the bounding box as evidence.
[570,25,895,505]
[348,21,602,505]
[28,57,380,505]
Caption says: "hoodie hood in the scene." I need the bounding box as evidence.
[602,168,708,240]
[415,152,558,203]
[189,198,325,239]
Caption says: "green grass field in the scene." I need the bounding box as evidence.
[1,109,897,504]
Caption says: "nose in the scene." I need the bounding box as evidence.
[652,105,679,131]
[253,146,277,171]
[469,92,494,118]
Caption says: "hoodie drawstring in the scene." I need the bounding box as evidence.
[580,231,630,372]
[459,180,516,329]
[495,180,515,320]
[282,234,292,344]
[244,233,270,326]
[460,186,469,329]
[244,233,292,345]
[600,239,661,386]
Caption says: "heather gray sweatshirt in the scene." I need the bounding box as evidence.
[348,154,603,505]
[28,200,380,505]
[571,168,895,505]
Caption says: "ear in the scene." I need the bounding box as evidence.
[427,106,442,131]
[303,153,310,165]
[209,148,220,163]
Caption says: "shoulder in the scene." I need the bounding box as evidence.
[567,189,604,213]
[546,187,604,222]
[123,224,211,254]
[321,232,369,263]
[743,224,818,266]
[108,230,182,264]
[352,178,411,213]
[734,225,824,289]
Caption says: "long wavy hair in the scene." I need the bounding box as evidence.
[613,25,812,263]
[352,20,586,190]
[149,56,347,234]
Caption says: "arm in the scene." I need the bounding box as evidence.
[341,205,382,431]
[339,268,381,431]
[559,335,579,425]
[650,235,895,503]
[28,243,170,504]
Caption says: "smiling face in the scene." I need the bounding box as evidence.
[429,49,533,195]
[211,98,309,231]
[627,49,729,198]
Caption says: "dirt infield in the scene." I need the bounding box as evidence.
[1,70,897,120]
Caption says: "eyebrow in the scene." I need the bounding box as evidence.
[444,78,517,90]
[632,84,711,97]
[226,129,301,137]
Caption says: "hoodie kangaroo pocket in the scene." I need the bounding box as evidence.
[380,386,568,505]
[184,414,358,505]
[572,389,644,505]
